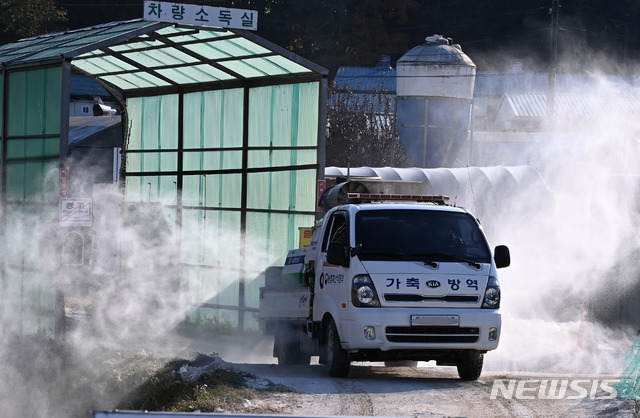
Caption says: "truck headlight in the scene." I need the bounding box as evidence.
[352,274,380,307]
[488,327,499,341]
[482,276,500,309]
[364,326,376,340]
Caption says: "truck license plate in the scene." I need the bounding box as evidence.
[411,315,459,326]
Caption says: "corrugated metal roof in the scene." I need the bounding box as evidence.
[69,115,121,145]
[506,93,547,117]
[504,92,640,118]
[70,74,114,97]
[325,165,543,190]
[333,56,396,92]
[0,19,327,96]
[323,165,551,218]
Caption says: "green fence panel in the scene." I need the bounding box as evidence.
[615,334,640,401]
[246,169,317,212]
[1,67,61,337]
[183,89,244,150]
[124,81,320,330]
[248,82,319,147]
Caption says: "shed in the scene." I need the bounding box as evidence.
[0,19,328,335]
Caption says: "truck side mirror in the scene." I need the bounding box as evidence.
[494,245,510,269]
[327,242,350,267]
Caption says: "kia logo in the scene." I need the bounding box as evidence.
[426,280,441,288]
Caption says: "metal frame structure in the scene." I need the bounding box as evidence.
[0,19,328,335]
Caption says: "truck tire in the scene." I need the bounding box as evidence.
[456,350,484,381]
[325,318,350,377]
[275,325,311,366]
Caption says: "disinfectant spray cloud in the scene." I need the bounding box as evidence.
[480,75,640,374]
[2,64,640,418]
[0,176,276,417]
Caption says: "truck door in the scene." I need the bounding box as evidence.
[316,211,349,302]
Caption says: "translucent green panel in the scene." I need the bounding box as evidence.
[6,137,59,159]
[243,57,296,76]
[184,42,233,60]
[72,54,136,75]
[4,203,57,267]
[5,160,58,202]
[124,175,178,204]
[191,64,235,81]
[296,83,321,146]
[127,95,179,151]
[183,89,244,149]
[616,334,640,401]
[3,268,55,336]
[183,150,242,171]
[102,73,170,90]
[222,37,271,55]
[181,208,241,266]
[162,207,178,231]
[168,30,218,44]
[246,212,316,267]
[249,86,273,146]
[182,174,242,207]
[1,67,60,336]
[156,65,232,85]
[265,55,313,74]
[109,39,163,52]
[181,265,241,311]
[6,67,61,136]
[244,272,265,311]
[123,47,198,68]
[248,149,316,169]
[219,60,266,78]
[247,169,317,212]
[126,152,178,172]
[248,83,320,147]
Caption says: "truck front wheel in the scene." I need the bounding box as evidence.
[456,350,484,381]
[324,319,350,377]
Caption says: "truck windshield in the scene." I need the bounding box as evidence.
[355,209,491,263]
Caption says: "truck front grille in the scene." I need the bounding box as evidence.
[386,326,480,343]
[383,294,479,303]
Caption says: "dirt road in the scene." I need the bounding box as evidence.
[231,361,627,417]
[148,328,633,417]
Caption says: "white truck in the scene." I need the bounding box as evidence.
[259,181,510,380]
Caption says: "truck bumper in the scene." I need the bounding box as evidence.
[338,308,501,352]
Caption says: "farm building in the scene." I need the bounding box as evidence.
[0,18,328,336]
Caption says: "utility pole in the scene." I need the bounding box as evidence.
[547,0,559,129]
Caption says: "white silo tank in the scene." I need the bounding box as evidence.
[396,35,476,168]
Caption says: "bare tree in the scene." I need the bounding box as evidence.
[326,85,408,168]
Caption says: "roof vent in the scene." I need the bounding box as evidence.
[425,34,450,45]
[376,54,392,69]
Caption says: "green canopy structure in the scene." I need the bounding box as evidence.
[0,19,328,335]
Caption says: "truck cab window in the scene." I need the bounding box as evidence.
[322,212,348,251]
[356,210,491,263]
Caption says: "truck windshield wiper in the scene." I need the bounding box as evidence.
[421,252,481,269]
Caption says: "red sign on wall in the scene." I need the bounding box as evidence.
[317,179,326,212]
[59,167,69,198]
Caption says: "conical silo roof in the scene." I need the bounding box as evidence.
[397,34,475,67]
